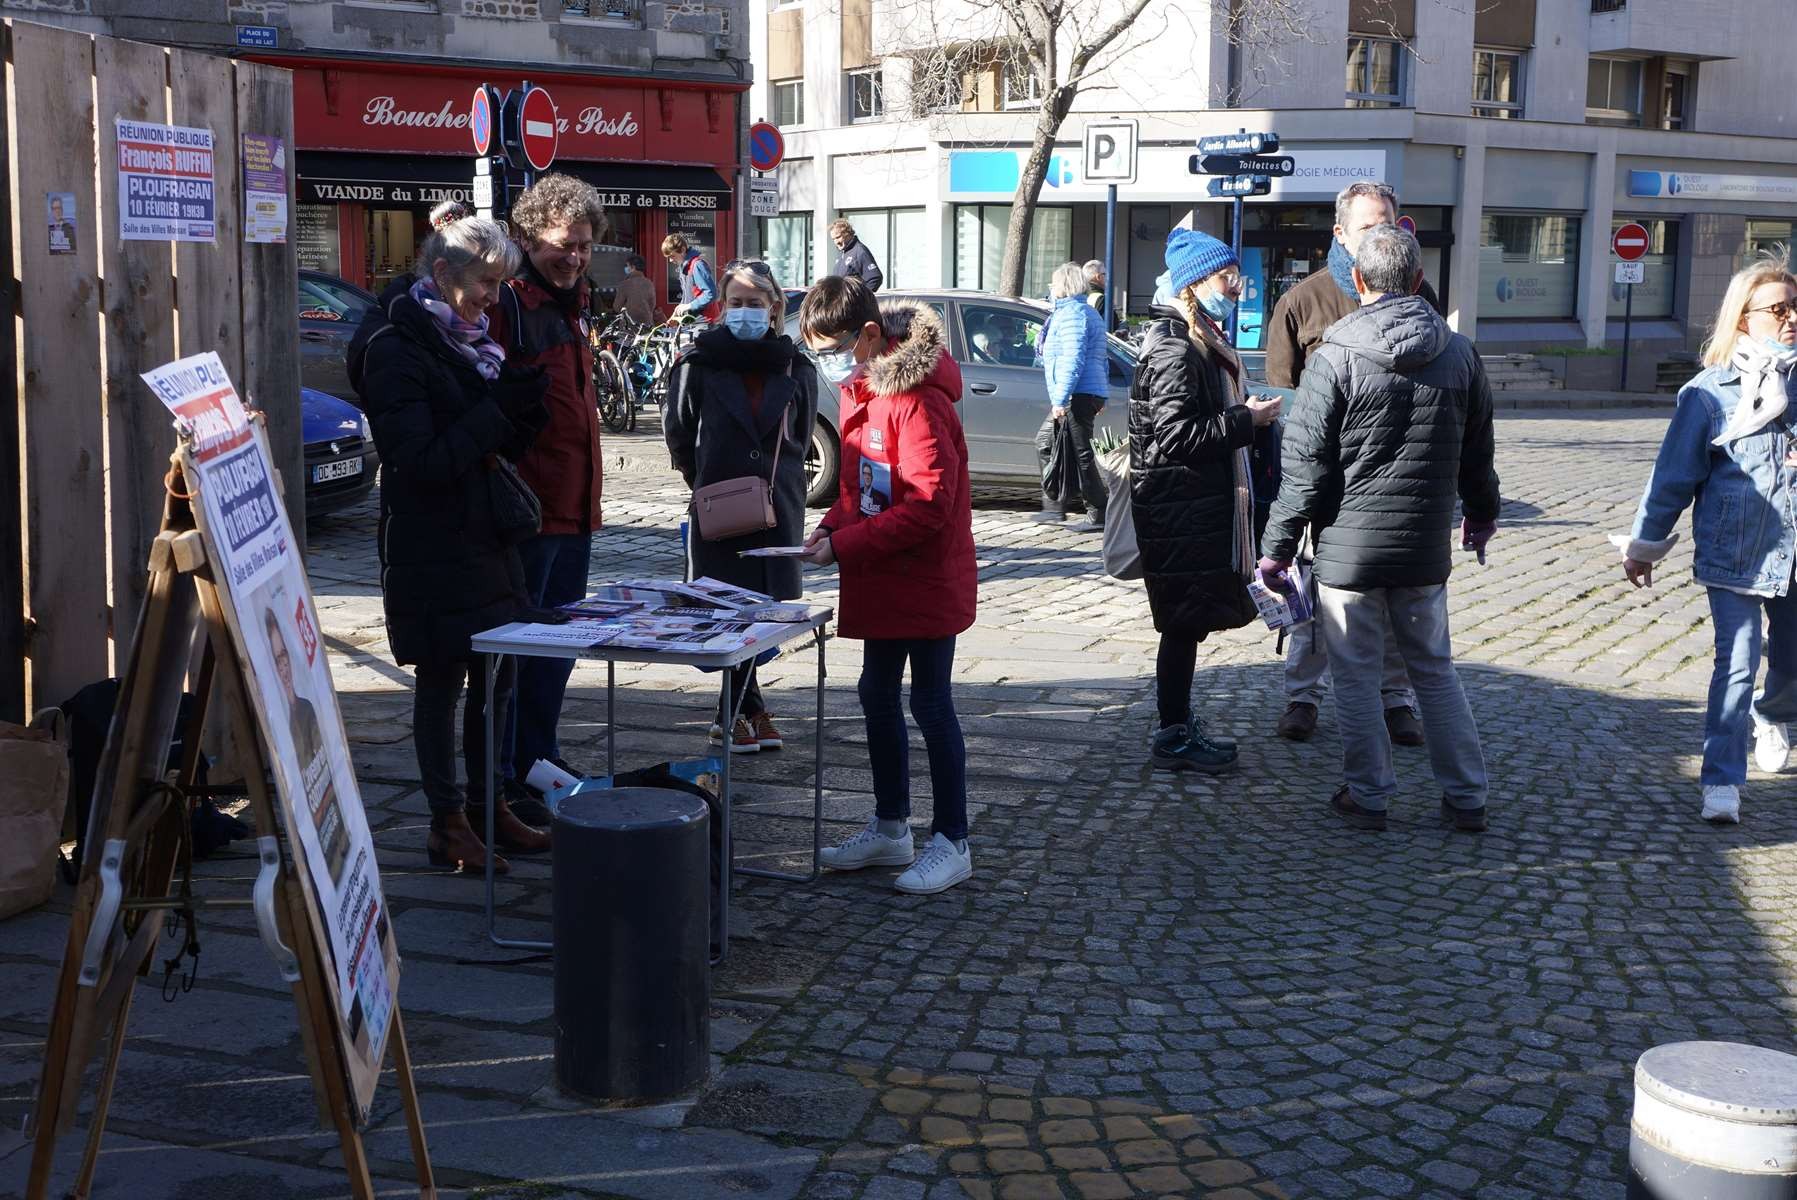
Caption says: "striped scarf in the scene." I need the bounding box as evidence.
[1176,295,1256,575]
[410,278,506,381]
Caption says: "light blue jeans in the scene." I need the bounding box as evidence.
[1703,585,1797,786]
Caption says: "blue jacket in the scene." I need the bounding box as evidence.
[683,250,717,310]
[1629,363,1797,596]
[1042,296,1109,409]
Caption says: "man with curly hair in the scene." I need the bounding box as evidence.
[489,172,609,816]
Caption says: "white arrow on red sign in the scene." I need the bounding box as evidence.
[1613,222,1650,262]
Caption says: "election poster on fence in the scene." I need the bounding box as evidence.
[117,119,217,243]
[141,353,398,1114]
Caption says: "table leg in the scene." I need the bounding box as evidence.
[488,652,551,952]
[735,629,825,885]
[607,660,616,780]
[715,667,734,965]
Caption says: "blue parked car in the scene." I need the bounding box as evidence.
[302,386,378,519]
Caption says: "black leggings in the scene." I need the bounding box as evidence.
[1156,634,1202,730]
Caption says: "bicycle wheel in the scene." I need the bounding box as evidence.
[595,349,633,433]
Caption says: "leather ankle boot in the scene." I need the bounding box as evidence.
[427,810,509,875]
[466,798,552,854]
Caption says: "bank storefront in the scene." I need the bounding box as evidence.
[261,57,741,310]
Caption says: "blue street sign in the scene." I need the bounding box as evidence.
[1194,154,1294,177]
[1197,131,1278,155]
[1207,175,1271,198]
[234,25,278,48]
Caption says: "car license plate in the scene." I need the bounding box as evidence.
[312,458,363,483]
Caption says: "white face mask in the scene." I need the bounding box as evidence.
[818,350,857,382]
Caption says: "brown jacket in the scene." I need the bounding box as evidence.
[490,274,602,535]
[614,271,658,325]
[1264,267,1441,388]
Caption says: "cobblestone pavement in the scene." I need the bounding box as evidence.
[8,409,1795,1200]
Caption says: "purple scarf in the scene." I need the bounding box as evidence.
[410,278,506,381]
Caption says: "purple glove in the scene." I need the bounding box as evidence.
[1461,519,1497,565]
[1257,556,1294,595]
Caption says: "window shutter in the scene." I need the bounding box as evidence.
[769,8,803,81]
[841,0,872,71]
[1474,0,1535,47]
[1348,0,1414,39]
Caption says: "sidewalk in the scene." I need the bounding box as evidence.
[1490,387,1670,411]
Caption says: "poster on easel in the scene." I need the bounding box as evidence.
[140,352,398,1114]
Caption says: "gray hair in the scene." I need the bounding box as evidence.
[1050,261,1089,300]
[720,259,786,329]
[1082,259,1105,284]
[1334,179,1398,232]
[416,201,521,285]
[1355,224,1422,295]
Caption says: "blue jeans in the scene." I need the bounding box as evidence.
[505,532,592,778]
[858,637,968,841]
[1703,586,1797,786]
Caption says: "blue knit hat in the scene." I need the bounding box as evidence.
[1163,228,1238,297]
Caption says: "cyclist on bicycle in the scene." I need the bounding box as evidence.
[662,234,720,323]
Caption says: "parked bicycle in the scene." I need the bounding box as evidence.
[590,312,704,434]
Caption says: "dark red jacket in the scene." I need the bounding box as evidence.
[821,303,975,641]
[489,273,602,534]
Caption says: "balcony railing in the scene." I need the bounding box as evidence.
[1592,1,1626,12]
[563,0,642,19]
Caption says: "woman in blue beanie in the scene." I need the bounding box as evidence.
[1130,228,1283,772]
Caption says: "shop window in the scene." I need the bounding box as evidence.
[295,204,340,276]
[952,204,1070,298]
[773,80,805,127]
[1586,56,1642,126]
[587,209,638,309]
[1748,220,1794,267]
[837,207,926,290]
[1607,218,1677,319]
[1346,36,1404,108]
[1479,212,1581,319]
[757,213,811,292]
[1473,48,1524,119]
[847,67,884,122]
[368,208,420,294]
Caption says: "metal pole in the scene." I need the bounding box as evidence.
[1621,280,1634,392]
[1103,183,1117,332]
[1228,194,1244,347]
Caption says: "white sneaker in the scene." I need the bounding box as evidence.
[894,833,973,895]
[820,819,915,871]
[1702,784,1741,825]
[1755,720,1790,773]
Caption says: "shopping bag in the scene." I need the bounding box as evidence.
[0,714,70,921]
[1040,416,1077,508]
[1094,442,1142,580]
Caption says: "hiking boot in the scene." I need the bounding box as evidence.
[1150,724,1238,774]
[1276,702,1318,741]
[1328,785,1387,831]
[1385,706,1425,747]
[894,833,973,895]
[1440,797,1488,833]
[820,819,915,871]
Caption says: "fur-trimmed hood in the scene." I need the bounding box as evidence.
[864,301,959,401]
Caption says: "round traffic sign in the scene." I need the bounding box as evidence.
[519,86,559,172]
[470,85,494,156]
[1396,214,1417,235]
[749,122,784,173]
[1614,222,1650,262]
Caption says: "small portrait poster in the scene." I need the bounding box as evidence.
[47,192,77,255]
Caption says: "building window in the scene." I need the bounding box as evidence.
[1480,212,1582,319]
[1473,48,1524,118]
[1346,36,1404,108]
[1586,56,1642,126]
[757,213,810,293]
[1748,220,1794,267]
[1002,58,1042,109]
[1660,62,1692,130]
[837,207,925,289]
[773,80,805,127]
[847,67,884,122]
[952,204,1070,297]
[912,50,964,114]
[1608,218,1677,319]
[561,0,642,18]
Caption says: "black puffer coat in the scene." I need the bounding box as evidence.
[1262,294,1500,590]
[348,279,547,665]
[663,327,818,601]
[1128,307,1259,638]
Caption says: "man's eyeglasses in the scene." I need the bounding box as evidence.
[1749,300,1797,323]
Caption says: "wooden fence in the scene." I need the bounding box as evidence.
[1,19,301,721]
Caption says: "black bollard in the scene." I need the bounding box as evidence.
[552,786,710,1101]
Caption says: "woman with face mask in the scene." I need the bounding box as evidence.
[1130,228,1283,774]
[1616,253,1797,825]
[663,259,819,754]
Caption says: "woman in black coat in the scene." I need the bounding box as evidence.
[664,259,818,755]
[1130,229,1282,774]
[348,201,552,874]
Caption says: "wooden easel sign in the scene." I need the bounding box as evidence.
[141,352,401,1111]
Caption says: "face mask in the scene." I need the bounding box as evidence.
[623,265,634,276]
[818,350,857,382]
[723,307,769,340]
[1763,335,1795,353]
[1198,287,1236,321]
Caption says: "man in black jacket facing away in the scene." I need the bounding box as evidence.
[829,220,883,292]
[1260,224,1500,833]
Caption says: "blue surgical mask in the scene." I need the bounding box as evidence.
[623,265,634,276]
[723,307,769,340]
[1762,335,1795,355]
[1199,288,1236,321]
[818,350,857,382]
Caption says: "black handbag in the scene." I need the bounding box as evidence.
[487,454,542,546]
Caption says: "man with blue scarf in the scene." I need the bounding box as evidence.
[1263,180,1441,747]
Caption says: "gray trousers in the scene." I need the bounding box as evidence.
[1316,582,1487,812]
[1285,582,1416,710]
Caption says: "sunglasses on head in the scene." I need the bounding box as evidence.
[1749,300,1797,323]
[723,258,775,279]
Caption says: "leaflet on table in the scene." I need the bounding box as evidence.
[737,546,809,559]
[736,602,826,623]
[604,618,791,653]
[558,598,643,620]
[501,620,628,649]
[686,577,774,609]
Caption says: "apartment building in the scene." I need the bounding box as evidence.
[748,0,1797,362]
[4,0,750,308]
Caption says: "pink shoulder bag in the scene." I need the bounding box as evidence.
[691,364,791,542]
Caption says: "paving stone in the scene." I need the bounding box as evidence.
[1038,1118,1100,1145]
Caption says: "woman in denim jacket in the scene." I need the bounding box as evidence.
[1617,256,1797,823]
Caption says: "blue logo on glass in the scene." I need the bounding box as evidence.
[1043,156,1075,188]
[949,151,1021,194]
[1495,277,1513,303]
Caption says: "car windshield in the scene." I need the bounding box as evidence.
[299,276,372,323]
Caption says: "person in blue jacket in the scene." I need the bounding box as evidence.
[1033,261,1112,530]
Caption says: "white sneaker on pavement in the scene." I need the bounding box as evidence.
[820,819,915,871]
[1702,784,1741,825]
[894,833,973,895]
[1754,719,1790,773]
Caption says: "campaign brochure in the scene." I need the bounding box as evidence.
[1247,565,1314,631]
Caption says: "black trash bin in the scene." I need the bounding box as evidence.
[552,786,710,1101]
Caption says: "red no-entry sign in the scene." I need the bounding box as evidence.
[1613,222,1650,261]
[519,86,559,172]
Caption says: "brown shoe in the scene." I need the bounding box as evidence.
[427,810,509,875]
[468,798,552,854]
[1385,706,1425,747]
[751,711,784,750]
[1276,702,1318,741]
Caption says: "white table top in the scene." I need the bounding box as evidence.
[471,607,832,668]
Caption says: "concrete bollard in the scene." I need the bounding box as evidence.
[552,786,710,1102]
[1630,1041,1797,1199]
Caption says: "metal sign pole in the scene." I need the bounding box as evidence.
[1103,183,1117,331]
[1621,281,1634,392]
[1228,194,1244,347]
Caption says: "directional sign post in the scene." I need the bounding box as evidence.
[1189,130,1281,345]
[1084,120,1137,331]
[1613,223,1650,391]
[1192,154,1295,178]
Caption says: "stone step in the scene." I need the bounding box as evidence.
[1481,353,1563,390]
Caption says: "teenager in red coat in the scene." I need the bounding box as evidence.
[798,277,977,895]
